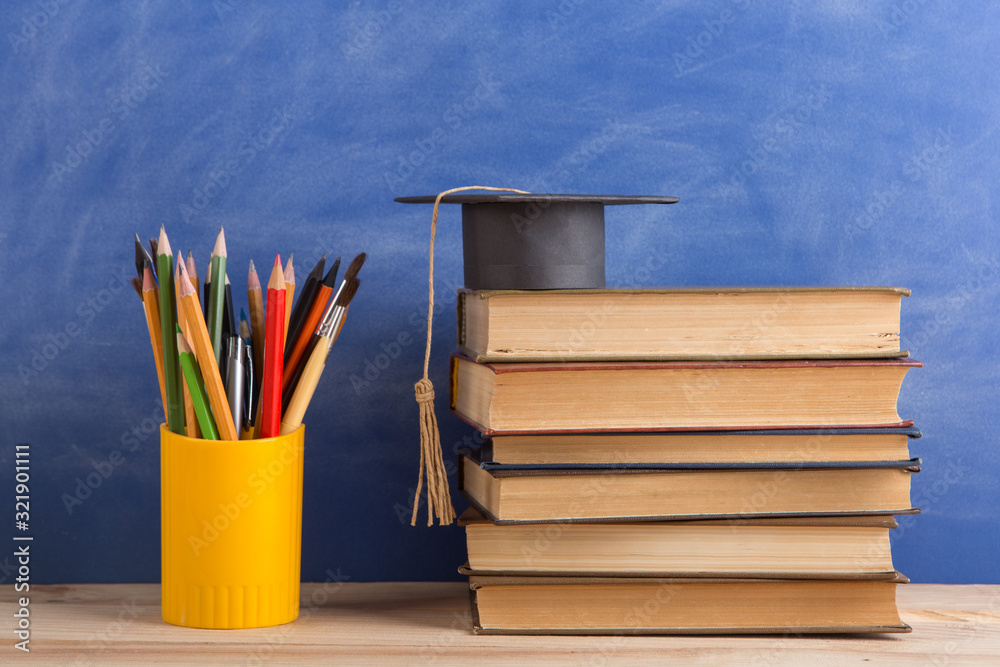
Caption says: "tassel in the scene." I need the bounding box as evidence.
[411,186,529,526]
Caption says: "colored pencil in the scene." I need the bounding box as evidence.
[223,274,235,341]
[283,254,295,343]
[175,262,199,438]
[247,260,266,390]
[259,257,286,438]
[156,227,185,434]
[283,254,326,359]
[280,278,359,435]
[139,263,167,420]
[183,251,198,304]
[177,259,239,441]
[206,228,228,370]
[259,256,286,439]
[176,326,219,440]
[282,256,340,390]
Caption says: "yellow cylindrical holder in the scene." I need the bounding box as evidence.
[160,424,304,629]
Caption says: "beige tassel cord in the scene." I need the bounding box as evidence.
[412,186,530,526]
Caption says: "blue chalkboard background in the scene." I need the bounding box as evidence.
[0,1,997,585]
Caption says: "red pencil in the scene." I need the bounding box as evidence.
[259,255,286,438]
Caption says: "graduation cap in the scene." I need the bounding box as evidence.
[395,192,679,290]
[396,187,680,528]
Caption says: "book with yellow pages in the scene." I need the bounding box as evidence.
[457,286,910,362]
[450,355,920,434]
[480,427,921,465]
[459,507,900,576]
[458,451,920,523]
[463,568,911,635]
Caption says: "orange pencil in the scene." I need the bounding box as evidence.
[259,256,286,439]
[177,260,239,441]
[186,251,200,304]
[174,263,198,438]
[139,264,167,420]
[283,253,295,345]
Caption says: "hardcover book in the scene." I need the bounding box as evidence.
[457,286,910,362]
[479,427,921,465]
[459,451,920,523]
[459,507,900,576]
[465,569,911,635]
[450,355,921,434]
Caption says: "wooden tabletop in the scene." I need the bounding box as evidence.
[2,583,998,665]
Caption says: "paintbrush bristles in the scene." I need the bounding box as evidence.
[336,277,360,308]
[343,252,367,284]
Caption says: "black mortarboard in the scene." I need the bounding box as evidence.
[395,193,679,290]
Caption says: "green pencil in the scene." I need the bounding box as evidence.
[176,326,219,440]
[157,226,185,434]
[206,227,228,371]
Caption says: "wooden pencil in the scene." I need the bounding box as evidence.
[283,253,295,344]
[247,260,266,406]
[177,259,239,441]
[139,263,167,420]
[174,262,198,438]
[156,227,185,434]
[259,256,286,439]
[176,327,219,440]
[206,227,228,370]
[185,251,200,300]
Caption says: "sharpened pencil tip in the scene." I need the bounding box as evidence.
[157,225,172,256]
[213,227,227,258]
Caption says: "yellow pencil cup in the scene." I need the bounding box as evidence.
[160,424,304,629]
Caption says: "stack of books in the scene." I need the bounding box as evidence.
[449,287,921,634]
